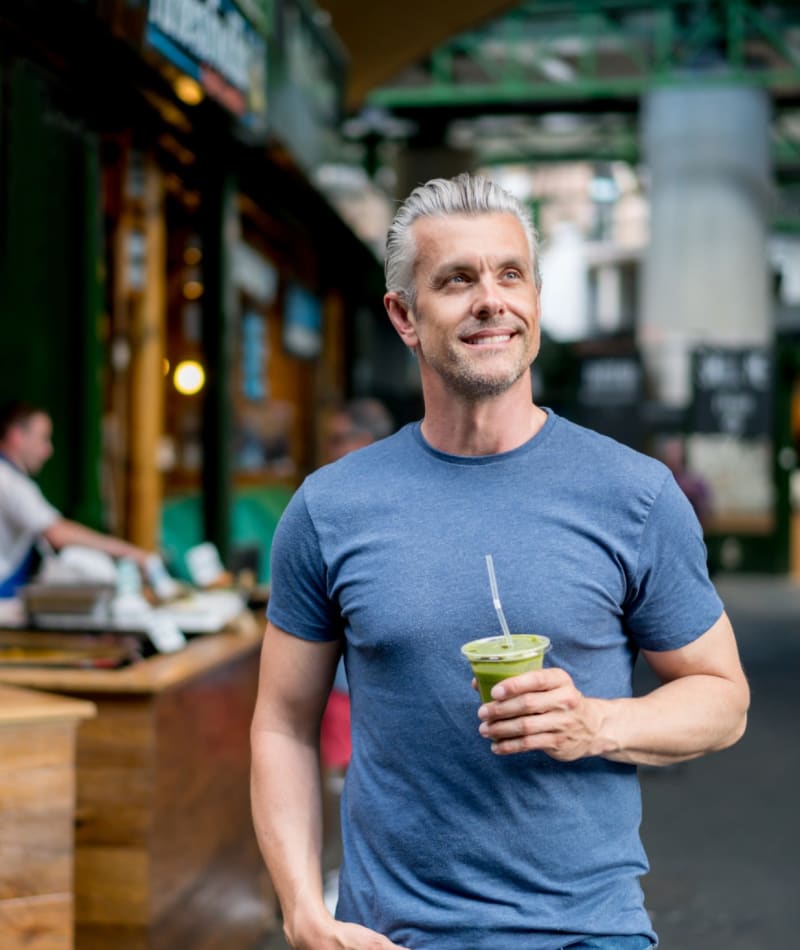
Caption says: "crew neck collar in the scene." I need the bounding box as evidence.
[410,408,557,465]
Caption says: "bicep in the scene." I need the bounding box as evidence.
[641,610,748,691]
[251,621,342,744]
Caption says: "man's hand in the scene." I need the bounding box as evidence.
[288,915,411,949]
[476,668,613,761]
[473,615,749,766]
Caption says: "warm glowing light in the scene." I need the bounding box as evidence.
[184,246,202,266]
[183,280,204,300]
[163,358,171,376]
[174,360,205,395]
[173,75,205,106]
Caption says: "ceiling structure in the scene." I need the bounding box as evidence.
[314,0,519,109]
[315,0,800,231]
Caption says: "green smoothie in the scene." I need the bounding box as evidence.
[461,634,551,703]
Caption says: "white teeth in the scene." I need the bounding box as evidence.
[468,334,511,345]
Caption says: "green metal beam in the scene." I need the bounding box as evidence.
[368,0,800,111]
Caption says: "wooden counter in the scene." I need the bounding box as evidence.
[0,684,96,950]
[0,620,278,950]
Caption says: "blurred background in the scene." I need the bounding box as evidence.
[2,0,800,584]
[2,4,800,949]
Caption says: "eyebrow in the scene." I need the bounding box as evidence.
[429,256,530,285]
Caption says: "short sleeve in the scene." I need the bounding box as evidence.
[0,472,60,534]
[266,484,341,642]
[624,474,723,651]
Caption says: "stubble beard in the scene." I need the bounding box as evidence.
[423,336,538,402]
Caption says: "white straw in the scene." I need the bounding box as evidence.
[485,554,514,648]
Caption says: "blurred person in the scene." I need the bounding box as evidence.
[0,401,152,597]
[322,398,395,463]
[251,174,749,949]
[656,435,713,529]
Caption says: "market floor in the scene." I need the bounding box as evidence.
[258,574,800,949]
[636,574,800,948]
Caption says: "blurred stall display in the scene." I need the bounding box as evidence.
[0,685,96,949]
[21,583,116,625]
[0,630,278,948]
[0,630,143,670]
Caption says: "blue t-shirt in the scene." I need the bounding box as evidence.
[267,410,723,950]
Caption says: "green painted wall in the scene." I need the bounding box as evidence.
[0,57,104,527]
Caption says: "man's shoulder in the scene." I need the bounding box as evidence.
[547,414,670,504]
[307,426,415,489]
[551,414,666,475]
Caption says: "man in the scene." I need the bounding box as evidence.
[250,174,749,950]
[0,401,151,597]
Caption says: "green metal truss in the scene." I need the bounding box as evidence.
[368,0,800,110]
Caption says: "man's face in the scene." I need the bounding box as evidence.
[389,213,541,401]
[15,412,54,474]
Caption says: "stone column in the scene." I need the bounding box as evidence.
[641,85,775,564]
[640,84,772,406]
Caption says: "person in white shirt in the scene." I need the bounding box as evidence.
[0,401,151,597]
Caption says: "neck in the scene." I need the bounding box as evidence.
[419,378,547,456]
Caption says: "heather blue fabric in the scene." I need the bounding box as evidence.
[562,937,654,949]
[267,410,723,949]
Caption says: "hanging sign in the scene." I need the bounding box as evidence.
[691,346,773,438]
[146,0,268,132]
[269,0,345,171]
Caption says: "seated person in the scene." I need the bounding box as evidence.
[0,400,152,597]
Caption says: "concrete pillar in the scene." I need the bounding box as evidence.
[641,85,776,565]
[640,84,772,407]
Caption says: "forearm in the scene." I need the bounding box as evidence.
[594,673,749,767]
[480,615,749,765]
[250,726,329,945]
[45,518,149,563]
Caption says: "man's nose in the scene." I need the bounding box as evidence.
[471,277,504,318]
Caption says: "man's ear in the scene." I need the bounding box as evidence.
[384,292,419,350]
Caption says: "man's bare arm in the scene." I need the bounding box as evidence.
[477,612,750,766]
[250,621,408,950]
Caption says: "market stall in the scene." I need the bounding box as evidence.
[0,611,276,950]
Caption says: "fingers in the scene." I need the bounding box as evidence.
[290,916,409,949]
[334,921,410,949]
[475,667,596,760]
[295,924,409,949]
[478,668,577,722]
[488,666,570,701]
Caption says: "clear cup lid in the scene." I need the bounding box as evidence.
[461,634,551,662]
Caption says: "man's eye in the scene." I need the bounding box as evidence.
[448,274,467,284]
[503,270,521,280]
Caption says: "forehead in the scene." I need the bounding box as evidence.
[412,213,530,271]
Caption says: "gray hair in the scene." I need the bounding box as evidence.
[384,172,541,309]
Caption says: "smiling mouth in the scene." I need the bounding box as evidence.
[462,332,515,346]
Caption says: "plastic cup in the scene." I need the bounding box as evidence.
[461,634,551,703]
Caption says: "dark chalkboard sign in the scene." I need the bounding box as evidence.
[691,347,772,438]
